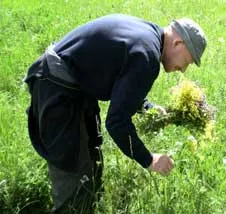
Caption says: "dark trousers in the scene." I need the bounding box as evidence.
[27,79,103,213]
[49,115,103,214]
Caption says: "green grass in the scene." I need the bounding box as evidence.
[1,0,226,213]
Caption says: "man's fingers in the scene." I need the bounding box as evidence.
[160,168,170,176]
[156,105,167,115]
[168,159,174,169]
[157,165,171,176]
[161,159,174,175]
[150,153,174,176]
[162,169,169,176]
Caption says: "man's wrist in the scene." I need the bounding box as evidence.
[144,101,155,111]
[147,153,153,169]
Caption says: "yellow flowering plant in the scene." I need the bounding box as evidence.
[135,78,216,135]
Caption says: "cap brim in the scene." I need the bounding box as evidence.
[195,59,201,67]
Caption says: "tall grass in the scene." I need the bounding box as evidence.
[1,0,226,213]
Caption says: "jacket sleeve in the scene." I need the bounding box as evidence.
[106,48,159,168]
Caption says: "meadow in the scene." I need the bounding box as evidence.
[0,0,226,213]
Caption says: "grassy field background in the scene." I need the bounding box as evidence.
[1,0,226,213]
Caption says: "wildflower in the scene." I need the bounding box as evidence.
[187,135,197,143]
[187,135,197,153]
[200,140,207,151]
[80,175,89,184]
[197,154,205,161]
[218,37,225,43]
[0,179,6,187]
[204,121,215,140]
[223,158,226,165]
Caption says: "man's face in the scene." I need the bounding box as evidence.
[162,40,194,73]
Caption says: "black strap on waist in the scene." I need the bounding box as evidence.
[24,54,80,91]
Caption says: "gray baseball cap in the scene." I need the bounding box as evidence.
[171,18,207,66]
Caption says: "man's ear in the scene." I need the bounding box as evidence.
[172,39,183,47]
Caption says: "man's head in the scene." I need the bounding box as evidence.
[162,18,207,73]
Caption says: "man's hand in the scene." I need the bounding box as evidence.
[153,105,168,115]
[150,153,174,176]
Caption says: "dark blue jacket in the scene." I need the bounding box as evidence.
[51,14,164,168]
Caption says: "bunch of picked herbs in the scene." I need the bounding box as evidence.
[135,79,216,135]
